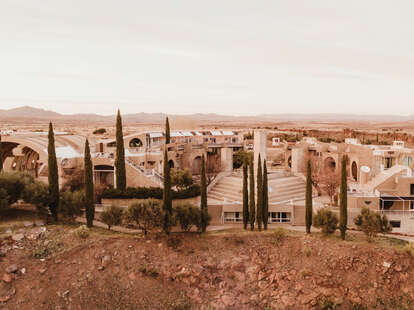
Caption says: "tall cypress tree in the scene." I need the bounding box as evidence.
[162,149,172,234]
[249,157,255,230]
[305,159,313,234]
[242,157,249,230]
[115,109,126,191]
[262,160,269,230]
[48,122,59,221]
[84,139,94,227]
[256,154,263,231]
[200,154,208,232]
[0,135,3,172]
[339,155,348,240]
[165,117,171,145]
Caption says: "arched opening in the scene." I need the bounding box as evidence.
[94,165,114,186]
[351,161,358,181]
[287,156,292,168]
[168,160,175,169]
[192,156,202,175]
[324,157,336,173]
[129,138,143,148]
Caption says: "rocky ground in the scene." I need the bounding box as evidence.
[1,222,414,309]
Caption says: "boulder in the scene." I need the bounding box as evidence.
[5,264,18,273]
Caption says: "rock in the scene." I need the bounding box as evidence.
[102,255,111,267]
[2,273,12,283]
[11,233,24,242]
[383,261,391,268]
[98,266,104,271]
[5,264,18,273]
[26,227,46,240]
[20,268,26,274]
[35,219,46,226]
[23,221,34,227]
[128,272,136,280]
[395,265,402,272]
[39,268,47,275]
[221,295,234,306]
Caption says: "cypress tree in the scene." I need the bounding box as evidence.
[262,160,269,230]
[162,149,172,234]
[305,159,313,234]
[200,154,208,232]
[339,155,348,240]
[242,157,249,230]
[0,135,3,172]
[115,109,126,191]
[249,157,255,230]
[165,117,171,145]
[48,122,59,221]
[256,154,263,231]
[84,139,95,227]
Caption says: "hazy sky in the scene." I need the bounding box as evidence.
[1,0,414,116]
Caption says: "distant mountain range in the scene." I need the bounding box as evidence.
[0,105,412,124]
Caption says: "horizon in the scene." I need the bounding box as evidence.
[1,1,414,116]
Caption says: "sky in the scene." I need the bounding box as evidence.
[1,0,414,116]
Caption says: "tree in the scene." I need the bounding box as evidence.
[305,159,313,234]
[249,157,255,230]
[339,155,348,240]
[100,205,123,230]
[200,154,209,233]
[171,169,193,190]
[174,204,201,232]
[242,157,249,230]
[321,170,339,206]
[84,139,95,227]
[0,135,3,172]
[61,168,84,192]
[165,117,171,144]
[48,122,59,221]
[162,149,172,234]
[262,161,269,230]
[115,109,126,191]
[313,208,338,235]
[124,199,163,235]
[256,154,263,231]
[59,190,84,222]
[354,208,392,242]
[233,150,252,169]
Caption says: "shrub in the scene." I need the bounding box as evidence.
[101,185,200,200]
[171,169,194,190]
[354,208,392,242]
[21,179,50,215]
[0,188,9,210]
[93,128,106,135]
[59,190,84,222]
[74,225,90,239]
[403,242,414,257]
[272,227,286,245]
[0,172,26,206]
[123,199,163,235]
[61,168,84,192]
[100,205,123,230]
[166,236,182,249]
[313,208,338,235]
[174,204,201,232]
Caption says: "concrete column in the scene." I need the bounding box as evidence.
[254,130,267,174]
[221,147,233,172]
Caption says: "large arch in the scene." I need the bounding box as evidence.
[129,138,143,148]
[2,137,48,162]
[168,159,175,169]
[192,156,202,175]
[324,156,336,173]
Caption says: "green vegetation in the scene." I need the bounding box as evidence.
[100,205,124,230]
[0,135,3,172]
[58,190,84,222]
[101,185,200,200]
[200,154,209,233]
[84,139,95,227]
[171,169,194,190]
[124,199,163,235]
[272,227,286,245]
[248,157,255,230]
[262,160,269,230]
[305,159,313,234]
[165,116,171,144]
[115,109,126,191]
[242,157,249,230]
[92,128,106,135]
[163,148,173,234]
[313,208,338,235]
[48,122,59,221]
[233,150,252,169]
[174,204,202,232]
[354,208,392,242]
[256,154,263,231]
[339,155,347,240]
[73,225,90,239]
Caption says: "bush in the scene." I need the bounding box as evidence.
[93,128,107,135]
[0,188,9,210]
[59,190,84,222]
[21,179,50,215]
[74,225,90,239]
[0,172,26,206]
[354,208,392,242]
[61,168,84,192]
[272,227,286,245]
[403,242,414,257]
[100,205,123,230]
[174,204,201,232]
[171,169,194,190]
[101,185,200,200]
[313,208,338,235]
[123,199,163,235]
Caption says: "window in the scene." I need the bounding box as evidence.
[411,184,414,195]
[410,201,414,210]
[390,221,401,228]
[385,157,393,169]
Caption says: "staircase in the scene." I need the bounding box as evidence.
[208,174,306,205]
